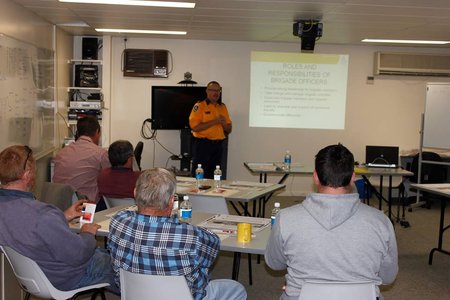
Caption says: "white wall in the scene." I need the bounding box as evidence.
[107,36,450,195]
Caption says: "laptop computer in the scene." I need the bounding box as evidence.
[365,145,399,168]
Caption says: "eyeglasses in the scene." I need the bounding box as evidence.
[207,88,221,93]
[23,145,32,171]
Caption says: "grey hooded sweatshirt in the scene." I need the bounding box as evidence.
[265,192,398,300]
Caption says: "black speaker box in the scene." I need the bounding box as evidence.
[82,37,98,60]
[74,65,99,87]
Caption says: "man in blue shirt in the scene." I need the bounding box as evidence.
[108,167,246,300]
[0,145,119,294]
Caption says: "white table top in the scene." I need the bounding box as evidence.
[410,183,450,197]
[244,162,413,177]
[176,177,285,203]
[354,166,414,177]
[70,206,271,255]
[244,162,314,175]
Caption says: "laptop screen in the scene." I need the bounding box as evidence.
[365,145,399,168]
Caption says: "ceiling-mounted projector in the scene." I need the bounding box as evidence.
[293,20,323,52]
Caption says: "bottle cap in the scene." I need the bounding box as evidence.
[198,164,202,167]
[274,202,280,208]
[183,195,189,200]
[216,165,220,169]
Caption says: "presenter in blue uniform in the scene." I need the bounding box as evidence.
[189,81,232,178]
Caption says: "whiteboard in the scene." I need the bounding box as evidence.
[0,34,55,158]
[423,83,450,149]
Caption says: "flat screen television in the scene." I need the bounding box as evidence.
[151,86,208,130]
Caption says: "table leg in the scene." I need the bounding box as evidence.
[379,176,383,210]
[248,254,253,286]
[429,198,449,265]
[388,176,392,221]
[232,252,241,280]
[278,174,289,184]
[361,175,389,212]
[229,202,242,216]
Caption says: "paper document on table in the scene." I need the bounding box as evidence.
[95,219,111,233]
[104,205,137,218]
[354,167,368,174]
[228,181,273,188]
[246,162,277,171]
[274,162,303,169]
[176,176,196,183]
[176,186,192,193]
[197,214,270,233]
[203,188,240,197]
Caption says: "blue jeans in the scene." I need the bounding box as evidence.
[73,248,120,295]
[204,279,247,300]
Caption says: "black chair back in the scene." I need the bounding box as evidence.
[134,141,144,171]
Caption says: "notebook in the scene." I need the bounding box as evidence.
[365,145,399,168]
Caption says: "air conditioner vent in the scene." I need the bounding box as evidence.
[374,52,450,77]
[123,49,168,78]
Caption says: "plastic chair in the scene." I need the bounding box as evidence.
[119,268,193,300]
[134,141,144,171]
[298,280,377,300]
[0,245,109,300]
[40,182,77,211]
[103,196,135,209]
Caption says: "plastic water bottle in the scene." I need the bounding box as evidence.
[179,195,192,223]
[214,165,222,190]
[284,150,292,170]
[195,164,204,188]
[271,202,281,227]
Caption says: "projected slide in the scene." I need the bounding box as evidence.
[249,51,349,129]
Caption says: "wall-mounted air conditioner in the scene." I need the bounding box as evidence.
[123,49,169,78]
[374,52,450,77]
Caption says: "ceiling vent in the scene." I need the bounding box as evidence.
[374,52,450,77]
[123,49,168,78]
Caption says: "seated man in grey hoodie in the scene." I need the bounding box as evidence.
[265,144,398,300]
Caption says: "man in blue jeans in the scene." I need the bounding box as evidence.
[0,145,119,294]
[108,168,246,300]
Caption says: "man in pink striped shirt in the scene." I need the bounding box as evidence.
[53,116,110,203]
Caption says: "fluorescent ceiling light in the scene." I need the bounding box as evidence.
[362,39,450,45]
[59,0,195,8]
[95,28,187,35]
[57,21,89,27]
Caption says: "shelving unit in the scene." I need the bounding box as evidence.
[67,38,104,140]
